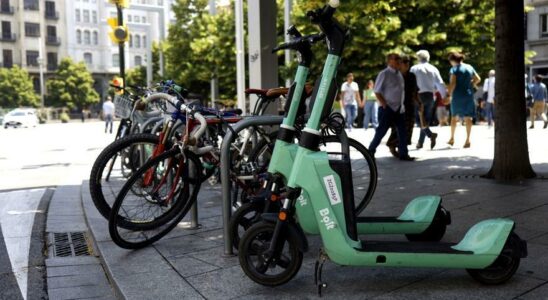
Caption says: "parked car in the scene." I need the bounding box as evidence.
[2,108,39,128]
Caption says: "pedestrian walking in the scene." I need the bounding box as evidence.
[386,55,421,157]
[528,74,548,129]
[340,73,361,129]
[446,51,481,148]
[103,96,115,134]
[368,53,414,161]
[410,50,445,150]
[361,80,378,129]
[482,70,496,127]
[435,91,449,126]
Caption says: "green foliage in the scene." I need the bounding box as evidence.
[165,0,237,100]
[0,66,40,108]
[46,58,100,109]
[289,0,495,85]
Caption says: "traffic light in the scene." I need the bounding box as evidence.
[108,0,129,8]
[112,76,124,94]
[107,17,129,44]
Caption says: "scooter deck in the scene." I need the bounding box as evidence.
[357,241,473,254]
[356,217,412,223]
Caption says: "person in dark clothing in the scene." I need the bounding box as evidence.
[386,55,422,158]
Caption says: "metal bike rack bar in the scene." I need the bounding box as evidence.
[220,115,283,255]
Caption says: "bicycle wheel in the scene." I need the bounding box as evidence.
[90,133,162,220]
[247,135,377,215]
[109,148,203,249]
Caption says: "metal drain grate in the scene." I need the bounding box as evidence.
[51,232,91,257]
[451,174,481,180]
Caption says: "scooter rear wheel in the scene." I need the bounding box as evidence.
[229,201,265,251]
[239,222,303,287]
[466,232,522,285]
[405,207,449,242]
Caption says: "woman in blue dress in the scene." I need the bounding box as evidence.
[446,51,481,148]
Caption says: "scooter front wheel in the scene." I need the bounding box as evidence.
[238,222,303,286]
[466,232,522,285]
[229,201,265,251]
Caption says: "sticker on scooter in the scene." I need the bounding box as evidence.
[319,208,336,230]
[323,175,342,206]
[297,194,308,206]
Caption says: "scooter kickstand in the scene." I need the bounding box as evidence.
[314,249,329,297]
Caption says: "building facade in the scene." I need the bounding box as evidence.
[0,0,66,92]
[525,0,548,80]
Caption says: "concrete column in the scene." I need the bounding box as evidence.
[247,0,279,115]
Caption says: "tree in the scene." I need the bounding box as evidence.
[125,42,163,87]
[165,0,237,100]
[485,0,535,180]
[46,58,99,109]
[0,66,40,108]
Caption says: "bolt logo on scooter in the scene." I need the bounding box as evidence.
[238,0,527,292]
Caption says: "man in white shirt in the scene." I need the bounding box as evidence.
[340,73,361,129]
[368,53,414,161]
[410,50,446,149]
[102,96,115,134]
[482,70,495,127]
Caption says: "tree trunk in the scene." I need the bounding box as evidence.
[485,0,536,180]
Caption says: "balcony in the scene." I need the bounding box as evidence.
[0,32,16,42]
[46,36,61,46]
[23,3,39,11]
[45,10,59,20]
[0,5,14,14]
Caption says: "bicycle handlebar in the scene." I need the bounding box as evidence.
[143,93,207,142]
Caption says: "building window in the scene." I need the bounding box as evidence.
[112,54,120,67]
[134,35,141,48]
[2,49,13,68]
[129,34,133,47]
[45,1,57,19]
[92,11,97,23]
[135,56,142,66]
[143,35,147,47]
[47,52,57,70]
[541,14,548,38]
[23,0,38,10]
[83,30,90,45]
[84,52,92,65]
[76,29,82,44]
[93,31,98,45]
[26,50,39,67]
[24,22,40,37]
[83,10,90,23]
[134,16,140,23]
[76,9,81,22]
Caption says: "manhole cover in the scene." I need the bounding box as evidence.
[50,232,91,257]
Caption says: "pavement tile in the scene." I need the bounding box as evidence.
[371,273,543,300]
[117,270,204,300]
[48,285,113,300]
[97,241,172,276]
[186,265,274,299]
[154,233,222,258]
[529,233,548,247]
[47,264,105,277]
[516,282,548,300]
[45,256,100,267]
[168,256,220,277]
[517,243,548,281]
[47,273,111,289]
[187,246,240,269]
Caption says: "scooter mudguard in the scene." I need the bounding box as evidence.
[356,195,442,234]
[261,213,309,252]
[452,219,515,257]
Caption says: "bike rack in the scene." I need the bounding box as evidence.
[220,115,283,255]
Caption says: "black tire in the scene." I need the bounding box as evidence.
[466,232,523,285]
[238,222,303,287]
[229,201,265,251]
[108,148,202,249]
[405,206,449,242]
[247,135,378,215]
[89,133,161,220]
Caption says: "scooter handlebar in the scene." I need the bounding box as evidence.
[272,33,325,53]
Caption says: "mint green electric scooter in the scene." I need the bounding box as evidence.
[233,23,450,246]
[238,0,527,289]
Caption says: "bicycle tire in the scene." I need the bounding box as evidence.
[90,133,162,220]
[108,148,203,249]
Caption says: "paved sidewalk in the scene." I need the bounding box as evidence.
[78,126,548,299]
